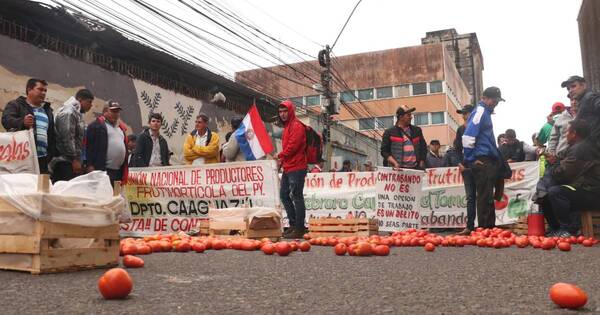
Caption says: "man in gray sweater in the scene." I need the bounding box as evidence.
[547,97,578,161]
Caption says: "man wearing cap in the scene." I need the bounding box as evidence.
[425,140,446,168]
[547,98,577,161]
[461,87,504,229]
[381,105,427,170]
[498,129,526,162]
[561,75,600,155]
[537,102,565,146]
[85,100,129,185]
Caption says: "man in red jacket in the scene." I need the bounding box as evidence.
[277,100,307,239]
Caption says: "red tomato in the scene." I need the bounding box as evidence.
[289,242,299,251]
[347,244,357,256]
[542,239,556,250]
[494,194,509,210]
[241,240,256,251]
[192,242,206,253]
[557,242,571,252]
[299,242,311,252]
[175,242,191,252]
[137,245,152,255]
[424,243,435,252]
[373,245,390,256]
[577,236,586,244]
[159,241,172,252]
[549,283,588,309]
[303,233,311,240]
[261,243,275,255]
[98,268,133,300]
[122,255,144,268]
[334,243,347,256]
[148,241,162,252]
[121,244,137,256]
[582,239,593,247]
[355,242,372,256]
[212,240,227,250]
[275,242,292,256]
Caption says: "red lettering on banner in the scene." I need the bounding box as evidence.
[150,170,187,186]
[0,135,31,162]
[347,172,376,188]
[305,174,324,188]
[205,166,264,185]
[427,168,464,187]
[505,168,526,183]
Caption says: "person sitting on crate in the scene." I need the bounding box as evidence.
[542,119,600,237]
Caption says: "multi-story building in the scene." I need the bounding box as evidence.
[236,33,479,148]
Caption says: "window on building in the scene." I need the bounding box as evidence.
[376,116,395,129]
[340,91,355,103]
[430,81,443,93]
[413,113,429,126]
[305,95,320,106]
[376,86,393,99]
[357,88,374,100]
[359,118,375,130]
[395,84,410,97]
[289,97,303,107]
[431,112,445,124]
[412,82,428,95]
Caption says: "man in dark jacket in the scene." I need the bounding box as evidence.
[425,140,446,168]
[562,75,600,157]
[86,101,128,185]
[381,105,427,170]
[2,78,56,173]
[277,100,307,239]
[130,113,170,167]
[543,119,600,237]
[498,129,526,162]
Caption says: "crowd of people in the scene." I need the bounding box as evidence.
[2,75,600,239]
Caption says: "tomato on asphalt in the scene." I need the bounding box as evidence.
[549,283,588,309]
[122,255,144,268]
[98,268,133,300]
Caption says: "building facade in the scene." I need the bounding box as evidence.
[236,40,474,149]
[578,0,600,92]
[422,28,484,105]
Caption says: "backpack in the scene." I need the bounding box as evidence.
[304,125,323,164]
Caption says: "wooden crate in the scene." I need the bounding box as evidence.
[308,218,379,238]
[209,218,281,240]
[581,210,600,238]
[199,220,210,236]
[0,175,120,274]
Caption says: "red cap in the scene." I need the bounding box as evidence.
[551,102,565,114]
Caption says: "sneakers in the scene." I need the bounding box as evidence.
[555,230,573,238]
[285,227,307,239]
[456,228,472,236]
[282,227,295,238]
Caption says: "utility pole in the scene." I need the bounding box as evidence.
[319,45,337,171]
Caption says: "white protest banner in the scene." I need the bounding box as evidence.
[281,172,377,227]
[0,130,39,174]
[121,160,280,236]
[376,167,424,232]
[420,161,539,228]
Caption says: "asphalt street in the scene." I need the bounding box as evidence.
[0,245,598,314]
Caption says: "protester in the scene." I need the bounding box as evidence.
[461,86,505,229]
[339,160,352,172]
[380,105,427,170]
[454,104,476,235]
[453,104,474,163]
[183,113,220,165]
[562,75,600,155]
[126,134,137,165]
[425,139,446,168]
[276,100,307,239]
[497,133,507,147]
[50,89,94,182]
[363,161,375,171]
[498,129,526,162]
[444,147,461,167]
[222,117,246,162]
[537,102,565,146]
[130,113,170,167]
[547,98,577,160]
[543,119,599,237]
[2,78,56,173]
[86,101,128,185]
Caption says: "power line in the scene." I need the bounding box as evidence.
[331,0,363,50]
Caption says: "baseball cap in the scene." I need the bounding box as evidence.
[551,102,565,114]
[396,104,416,117]
[482,86,505,102]
[456,104,474,114]
[107,100,122,110]
[561,75,585,88]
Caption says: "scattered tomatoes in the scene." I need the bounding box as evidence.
[98,268,133,300]
[549,283,588,309]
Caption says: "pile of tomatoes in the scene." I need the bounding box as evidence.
[304,227,598,254]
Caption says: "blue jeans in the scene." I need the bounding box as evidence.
[280,170,307,229]
[462,168,477,230]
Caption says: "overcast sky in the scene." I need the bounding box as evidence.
[47,0,584,142]
[219,0,584,143]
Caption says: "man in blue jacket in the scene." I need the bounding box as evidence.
[461,87,505,228]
